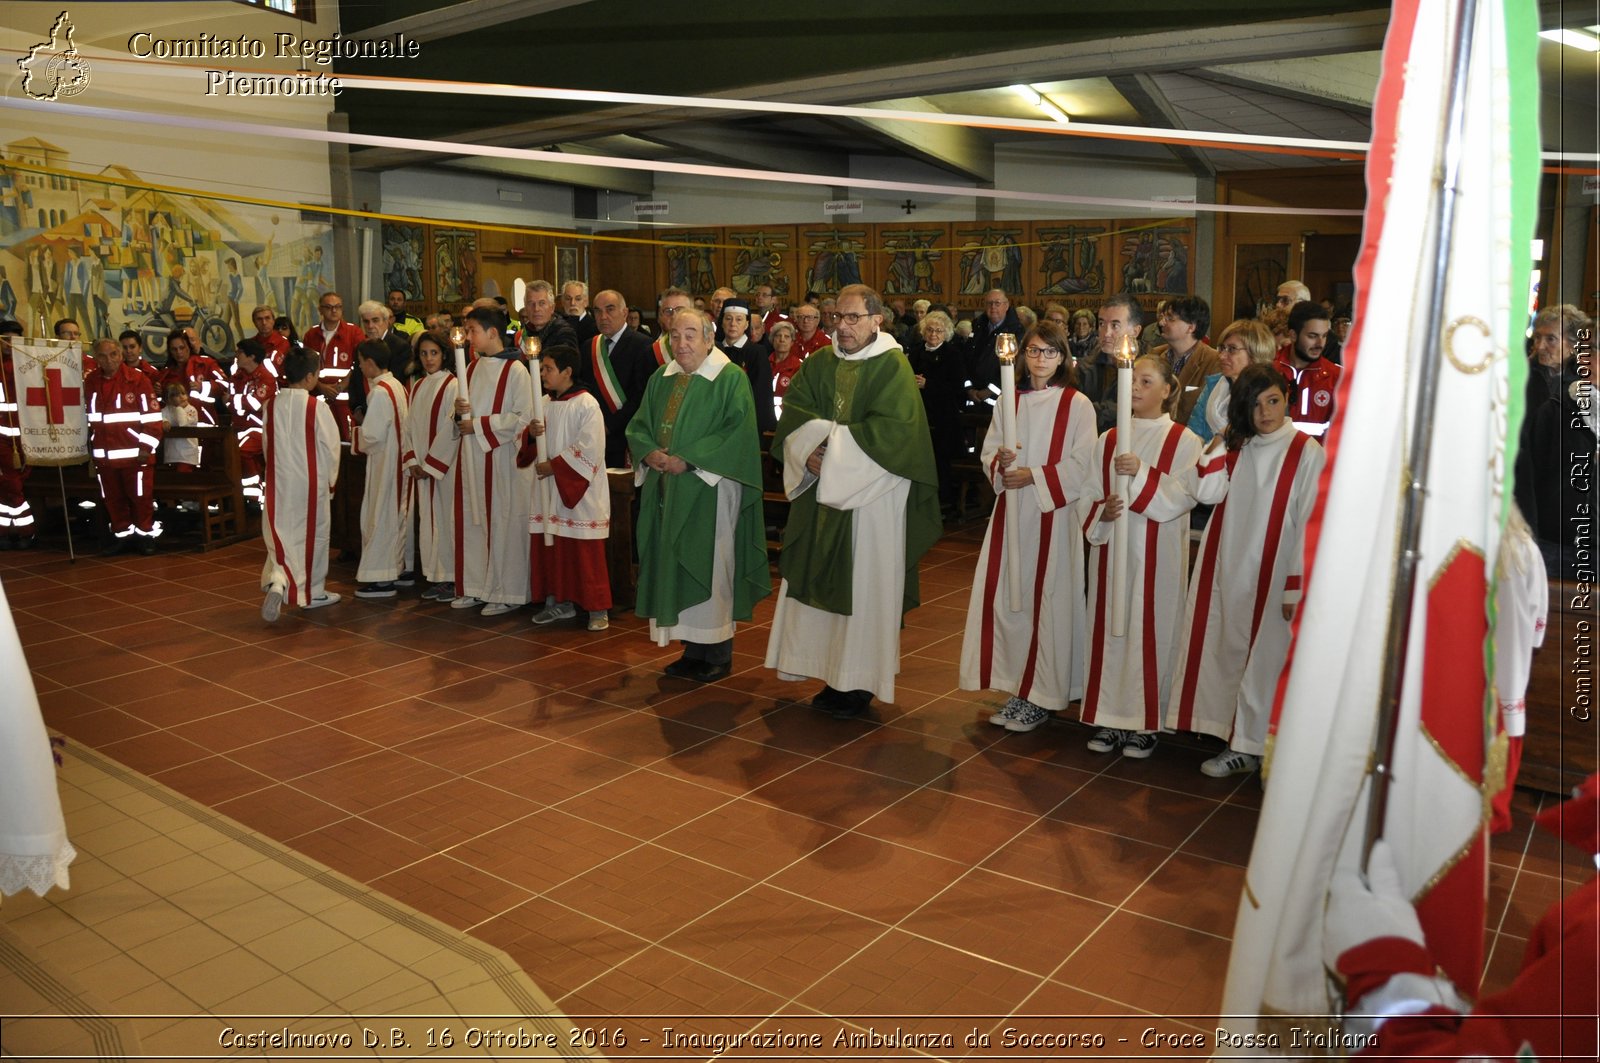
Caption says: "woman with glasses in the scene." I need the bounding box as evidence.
[960,322,1097,734]
[1189,318,1276,445]
[906,310,967,514]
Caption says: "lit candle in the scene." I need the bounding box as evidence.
[522,335,553,546]
[995,332,1023,613]
[1110,334,1135,638]
[448,325,481,527]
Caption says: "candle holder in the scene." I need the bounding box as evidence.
[521,334,542,361]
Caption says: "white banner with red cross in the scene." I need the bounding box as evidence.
[13,340,88,466]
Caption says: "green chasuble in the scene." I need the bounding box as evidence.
[772,339,941,616]
[625,353,772,628]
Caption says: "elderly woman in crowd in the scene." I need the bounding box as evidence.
[907,309,967,514]
[1191,318,1277,444]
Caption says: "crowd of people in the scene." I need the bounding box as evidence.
[0,274,1588,777]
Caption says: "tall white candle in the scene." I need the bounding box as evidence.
[448,327,480,527]
[1110,337,1134,638]
[522,336,553,546]
[995,333,1023,612]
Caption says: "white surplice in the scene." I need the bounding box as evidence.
[454,355,534,605]
[354,372,410,583]
[261,390,340,606]
[404,370,459,585]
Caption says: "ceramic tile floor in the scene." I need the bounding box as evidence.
[1,527,1586,1060]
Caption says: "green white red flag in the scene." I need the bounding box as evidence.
[1221,0,1539,1041]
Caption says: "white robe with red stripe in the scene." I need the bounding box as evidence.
[455,354,535,605]
[531,388,610,540]
[1165,422,1324,754]
[404,370,459,585]
[261,390,340,607]
[959,386,1096,711]
[354,372,411,583]
[1077,415,1202,733]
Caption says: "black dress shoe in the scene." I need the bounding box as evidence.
[810,685,845,712]
[662,655,699,679]
[138,537,158,555]
[691,660,731,683]
[829,689,874,720]
[100,538,127,556]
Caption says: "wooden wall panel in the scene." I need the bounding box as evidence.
[950,222,1027,312]
[590,229,660,314]
[875,223,954,304]
[796,226,872,296]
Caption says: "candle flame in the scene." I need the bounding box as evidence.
[448,326,466,349]
[521,334,542,359]
[994,332,1018,364]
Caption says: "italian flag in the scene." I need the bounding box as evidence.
[1221,0,1539,1040]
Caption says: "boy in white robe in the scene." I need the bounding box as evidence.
[261,350,341,621]
[353,340,411,597]
[519,343,612,631]
[404,333,459,601]
[451,307,535,617]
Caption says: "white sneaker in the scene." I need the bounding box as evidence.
[480,601,519,617]
[450,595,483,610]
[303,591,341,610]
[531,601,578,625]
[1201,749,1262,778]
[586,610,609,632]
[261,588,284,623]
[1003,703,1051,733]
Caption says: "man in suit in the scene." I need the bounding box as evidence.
[562,280,599,350]
[965,288,1024,402]
[585,289,659,468]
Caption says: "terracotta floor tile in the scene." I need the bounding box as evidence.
[565,667,702,713]
[556,767,731,842]
[821,725,984,787]
[1487,860,1516,930]
[499,649,624,688]
[119,676,261,726]
[1048,774,1225,849]
[446,634,560,671]
[480,689,633,739]
[1012,980,1212,1056]
[797,928,1042,1019]
[36,686,107,724]
[989,717,1131,772]
[856,789,1037,864]
[35,647,161,687]
[468,742,638,806]
[647,735,812,798]
[1123,852,1246,938]
[561,711,719,766]
[891,652,963,698]
[1178,801,1260,868]
[927,745,1094,814]
[304,641,423,678]
[19,635,104,668]
[226,726,386,781]
[370,853,534,930]
[327,697,476,749]
[750,760,919,831]
[213,784,348,840]
[1499,870,1566,938]
[1480,934,1529,997]
[97,730,212,775]
[417,672,548,717]
[448,808,640,894]
[151,756,276,807]
[392,718,550,775]
[558,946,786,1045]
[1054,911,1232,1018]
[767,832,970,924]
[291,750,456,815]
[644,687,782,735]
[982,818,1171,905]
[901,868,1112,976]
[52,706,158,747]
[544,844,752,942]
[220,661,349,702]
[732,702,877,758]
[1104,746,1250,801]
[656,799,841,881]
[883,693,1010,741]
[169,704,315,754]
[287,817,435,883]
[359,777,541,850]
[662,884,886,998]
[267,676,407,722]
[472,897,651,1002]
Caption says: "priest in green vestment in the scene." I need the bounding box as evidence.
[763,283,942,717]
[626,308,771,682]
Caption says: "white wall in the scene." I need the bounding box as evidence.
[378,168,575,230]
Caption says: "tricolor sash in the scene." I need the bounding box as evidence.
[650,334,670,366]
[590,335,625,413]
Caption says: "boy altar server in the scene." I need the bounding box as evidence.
[261,350,341,620]
[352,340,411,598]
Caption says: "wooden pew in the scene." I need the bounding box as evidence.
[153,427,252,550]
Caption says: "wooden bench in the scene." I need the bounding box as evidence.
[154,427,252,550]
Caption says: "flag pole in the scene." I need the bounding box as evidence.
[1363,0,1479,871]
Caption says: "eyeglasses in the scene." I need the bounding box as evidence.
[837,311,876,325]
[659,307,680,317]
[1023,345,1062,359]
[1274,295,1295,305]
[319,302,342,310]
[1218,343,1251,355]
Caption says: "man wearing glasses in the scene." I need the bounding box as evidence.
[1150,295,1220,426]
[765,284,942,720]
[651,287,693,365]
[1274,279,1311,310]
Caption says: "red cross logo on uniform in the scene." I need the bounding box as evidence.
[25,368,80,424]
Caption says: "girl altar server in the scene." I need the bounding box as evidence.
[403,332,459,602]
[959,322,1096,732]
[1077,355,1203,758]
[1165,363,1324,777]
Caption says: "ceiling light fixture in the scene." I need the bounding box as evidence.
[1538,27,1600,52]
[1010,83,1071,124]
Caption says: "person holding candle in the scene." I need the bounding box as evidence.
[352,340,411,599]
[450,306,536,617]
[403,331,459,602]
[1165,363,1325,777]
[1076,355,1203,757]
[520,343,612,631]
[959,321,1097,732]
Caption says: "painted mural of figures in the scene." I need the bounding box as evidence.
[1154,236,1188,293]
[958,232,1023,296]
[63,250,88,327]
[0,267,16,321]
[731,235,783,295]
[1120,231,1156,293]
[87,256,109,339]
[456,243,477,301]
[223,257,244,337]
[1038,226,1106,296]
[691,244,716,292]
[26,245,55,325]
[293,245,328,327]
[806,236,862,293]
[255,227,277,305]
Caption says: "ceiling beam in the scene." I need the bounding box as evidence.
[345,10,1390,171]
[632,125,850,178]
[345,0,590,43]
[845,98,995,184]
[1107,74,1215,179]
[437,154,655,195]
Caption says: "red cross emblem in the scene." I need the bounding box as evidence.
[26,368,80,425]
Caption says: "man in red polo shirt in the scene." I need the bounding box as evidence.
[1272,301,1341,439]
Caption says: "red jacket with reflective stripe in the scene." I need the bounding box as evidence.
[86,364,163,467]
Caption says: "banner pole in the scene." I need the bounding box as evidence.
[57,465,76,562]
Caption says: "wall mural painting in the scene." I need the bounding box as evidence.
[1117,222,1191,297]
[663,233,720,295]
[381,222,426,305]
[0,139,333,359]
[727,230,791,297]
[954,225,1024,297]
[879,228,945,297]
[1234,242,1291,319]
[431,227,479,306]
[803,228,865,295]
[1035,223,1108,299]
